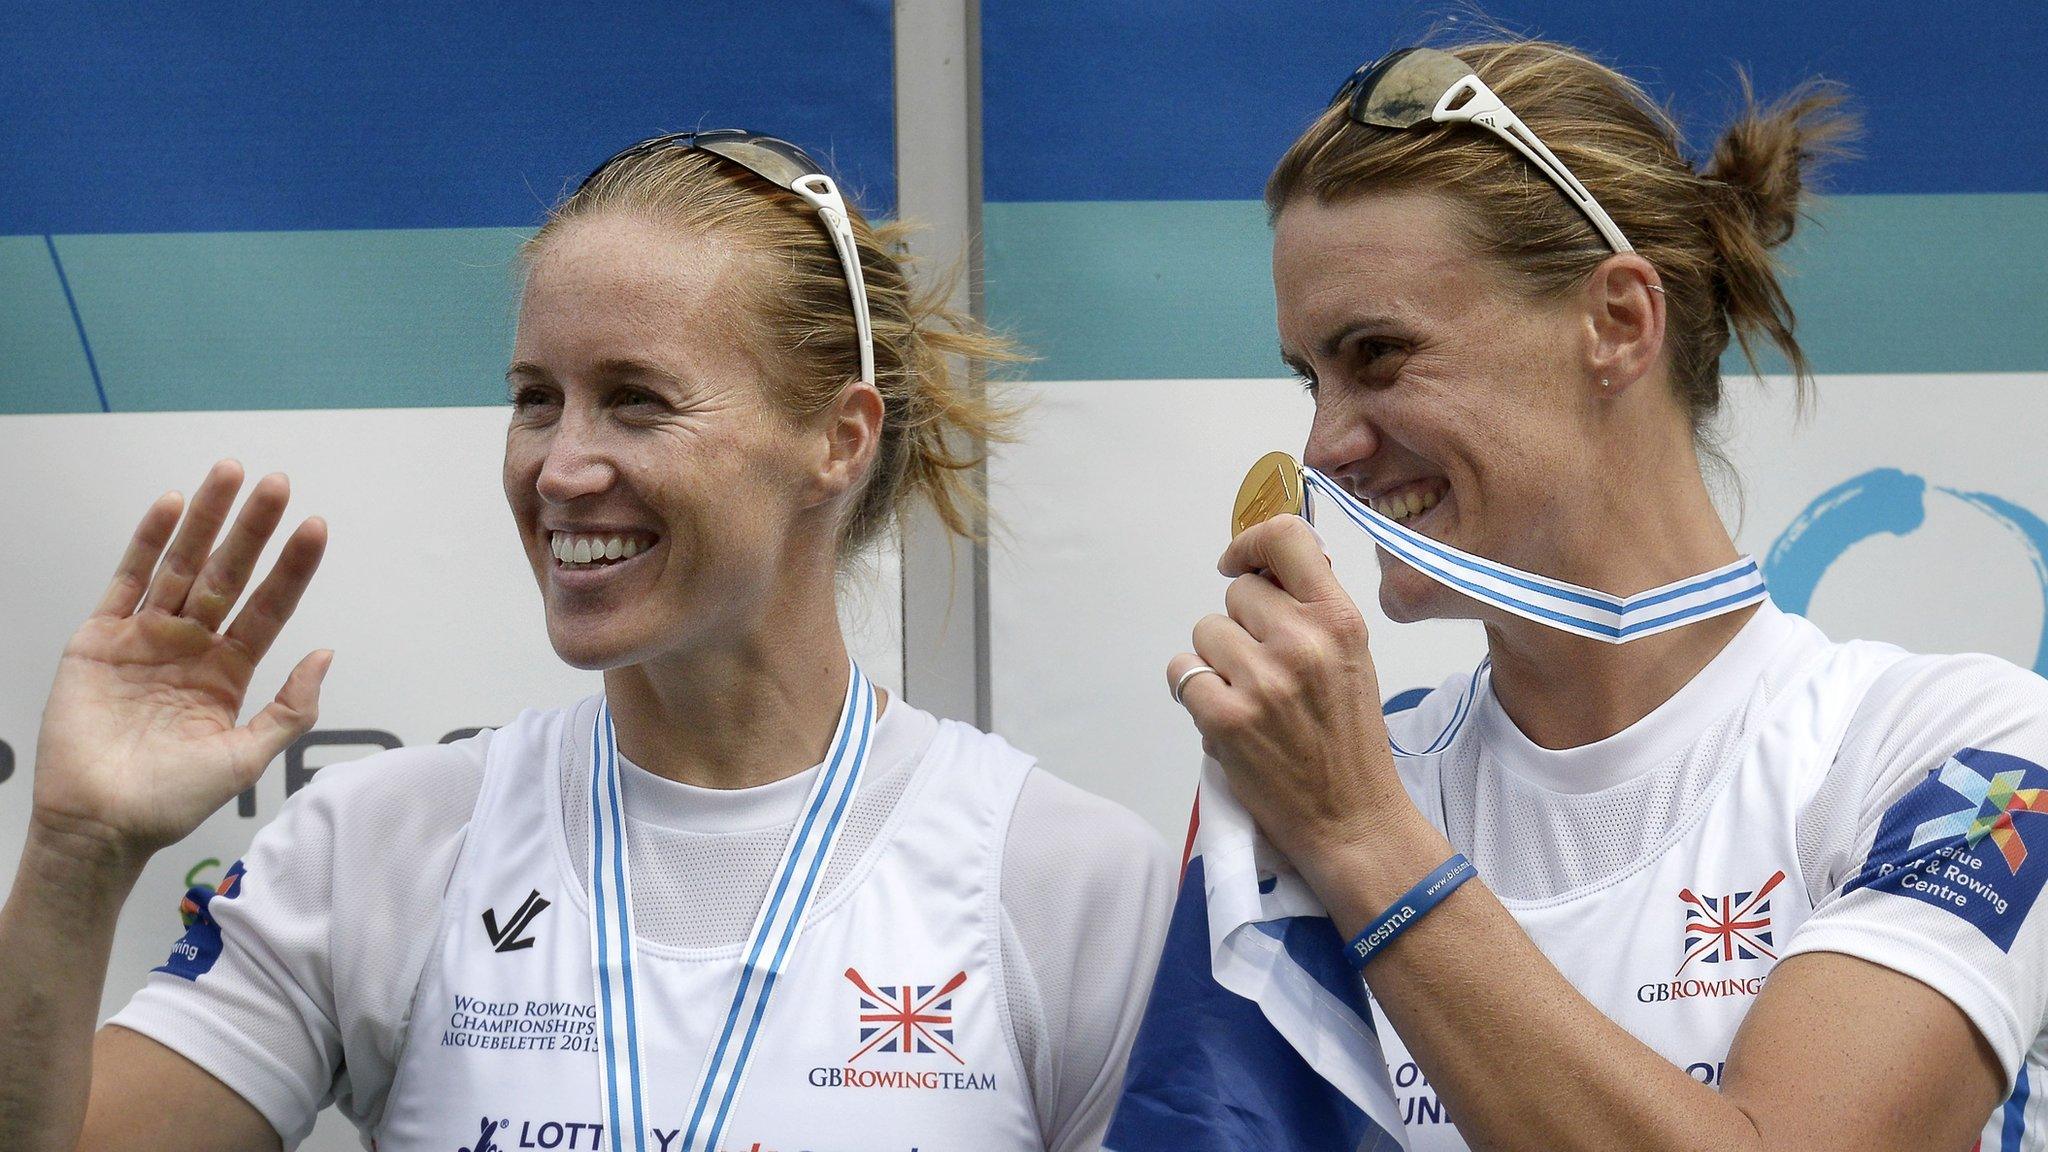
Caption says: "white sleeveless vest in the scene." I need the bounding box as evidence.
[374,697,1043,1152]
[1375,637,1907,1149]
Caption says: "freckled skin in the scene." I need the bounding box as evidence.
[1273,192,1630,623]
[503,212,841,673]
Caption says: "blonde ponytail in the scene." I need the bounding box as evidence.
[847,221,1024,550]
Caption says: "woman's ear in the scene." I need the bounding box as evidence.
[1581,254,1667,398]
[813,379,885,504]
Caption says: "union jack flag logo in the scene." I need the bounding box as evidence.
[845,968,967,1065]
[1677,871,1785,975]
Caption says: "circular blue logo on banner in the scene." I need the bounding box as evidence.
[1764,468,2048,676]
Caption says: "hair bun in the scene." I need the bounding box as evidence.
[1704,75,1857,250]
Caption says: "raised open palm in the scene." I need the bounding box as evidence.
[33,461,332,860]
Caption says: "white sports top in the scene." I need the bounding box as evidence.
[113,696,1176,1151]
[1374,601,2048,1151]
[382,696,1039,1151]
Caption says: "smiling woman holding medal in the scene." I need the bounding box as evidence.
[0,131,1174,1152]
[1163,39,2048,1151]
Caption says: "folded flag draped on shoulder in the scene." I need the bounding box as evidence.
[1106,758,1409,1152]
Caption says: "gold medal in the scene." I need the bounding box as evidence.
[1232,451,1307,537]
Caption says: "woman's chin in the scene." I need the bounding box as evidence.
[1377,564,1448,624]
[545,623,639,672]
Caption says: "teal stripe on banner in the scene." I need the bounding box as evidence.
[985,201,1277,382]
[3,195,2038,414]
[3,228,528,413]
[983,194,2048,381]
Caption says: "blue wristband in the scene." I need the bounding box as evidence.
[1344,853,1476,970]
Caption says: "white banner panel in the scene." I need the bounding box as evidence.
[0,408,902,1150]
[990,374,2048,843]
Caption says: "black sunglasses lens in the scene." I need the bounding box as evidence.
[1332,48,1410,107]
[1341,47,1470,130]
[577,131,824,196]
[694,136,822,191]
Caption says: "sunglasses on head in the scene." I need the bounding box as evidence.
[1333,47,1635,255]
[577,129,875,388]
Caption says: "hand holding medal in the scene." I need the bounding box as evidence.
[1167,453,1405,876]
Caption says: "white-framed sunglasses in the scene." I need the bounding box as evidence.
[1334,47,1635,255]
[578,129,876,388]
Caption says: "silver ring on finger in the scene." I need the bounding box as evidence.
[1173,664,1223,706]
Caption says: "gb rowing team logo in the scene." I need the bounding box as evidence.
[848,968,965,1063]
[1635,872,1781,1004]
[1678,870,1784,975]
[805,968,997,1092]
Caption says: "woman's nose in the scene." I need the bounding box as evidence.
[1302,395,1381,480]
[534,410,616,503]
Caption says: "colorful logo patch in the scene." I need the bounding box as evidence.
[844,968,966,1064]
[1846,747,2048,951]
[1677,871,1784,975]
[155,859,246,981]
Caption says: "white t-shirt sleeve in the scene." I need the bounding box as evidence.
[108,735,488,1147]
[1787,653,2048,1082]
[998,769,1176,1152]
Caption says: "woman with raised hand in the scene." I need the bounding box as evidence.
[1164,38,2048,1151]
[1,131,1173,1152]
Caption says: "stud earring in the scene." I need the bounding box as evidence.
[1600,378,1611,389]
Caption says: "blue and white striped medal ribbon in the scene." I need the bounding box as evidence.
[1298,467,1767,643]
[586,662,878,1152]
